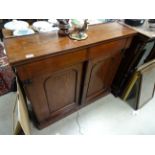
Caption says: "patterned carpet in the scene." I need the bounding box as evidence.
[0,42,15,96]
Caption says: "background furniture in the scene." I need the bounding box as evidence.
[112,34,155,97]
[122,59,155,109]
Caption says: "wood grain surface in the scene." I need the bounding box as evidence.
[4,22,137,66]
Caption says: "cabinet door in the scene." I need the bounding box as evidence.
[86,52,122,103]
[23,63,83,124]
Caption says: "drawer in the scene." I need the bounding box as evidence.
[16,49,87,80]
[89,38,127,59]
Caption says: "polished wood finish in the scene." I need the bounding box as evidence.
[15,49,86,124]
[23,63,83,123]
[4,22,137,128]
[89,39,126,59]
[87,51,122,103]
[16,49,87,81]
[4,22,136,66]
[81,40,124,104]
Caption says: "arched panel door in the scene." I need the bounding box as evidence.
[86,51,122,103]
[24,63,83,125]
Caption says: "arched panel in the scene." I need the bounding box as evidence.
[44,69,77,113]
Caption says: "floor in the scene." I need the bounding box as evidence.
[0,92,155,135]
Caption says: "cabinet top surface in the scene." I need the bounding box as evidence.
[4,22,137,66]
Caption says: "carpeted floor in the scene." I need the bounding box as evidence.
[0,42,15,96]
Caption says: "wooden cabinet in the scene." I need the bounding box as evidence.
[13,38,133,128]
[4,23,137,128]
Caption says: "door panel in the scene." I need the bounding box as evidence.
[87,58,111,97]
[44,69,77,113]
[23,63,83,123]
[86,51,122,103]
[106,52,122,88]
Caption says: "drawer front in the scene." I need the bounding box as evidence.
[89,38,127,59]
[16,49,87,80]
